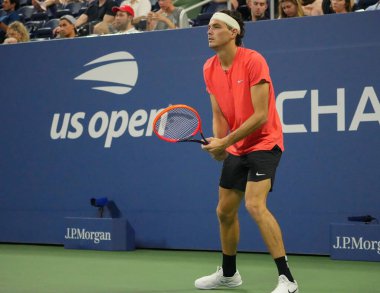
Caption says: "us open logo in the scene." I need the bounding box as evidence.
[50,51,164,148]
[74,51,138,95]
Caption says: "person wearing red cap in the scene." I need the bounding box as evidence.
[112,5,140,33]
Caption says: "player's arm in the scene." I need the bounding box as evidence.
[203,81,269,155]
[224,81,269,146]
[210,93,229,139]
[202,94,229,161]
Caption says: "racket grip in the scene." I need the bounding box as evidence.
[200,132,209,145]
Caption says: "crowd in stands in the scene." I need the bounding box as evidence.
[0,0,378,44]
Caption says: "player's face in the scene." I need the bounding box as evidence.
[207,19,236,49]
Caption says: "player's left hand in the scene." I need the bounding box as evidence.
[202,137,228,161]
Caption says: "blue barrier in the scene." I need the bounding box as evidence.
[0,11,379,255]
[330,223,380,261]
[64,218,135,251]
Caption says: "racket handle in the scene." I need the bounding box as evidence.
[200,132,209,145]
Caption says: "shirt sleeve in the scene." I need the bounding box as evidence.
[105,0,117,16]
[84,3,95,18]
[137,0,152,16]
[203,60,213,95]
[248,52,271,87]
[173,7,189,28]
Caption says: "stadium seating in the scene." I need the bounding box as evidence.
[34,18,59,39]
[25,19,45,38]
[17,5,35,22]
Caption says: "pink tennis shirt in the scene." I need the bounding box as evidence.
[203,47,284,155]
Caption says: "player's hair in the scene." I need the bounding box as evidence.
[219,9,245,46]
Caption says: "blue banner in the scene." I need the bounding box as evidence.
[64,218,135,251]
[0,11,379,255]
[330,223,380,261]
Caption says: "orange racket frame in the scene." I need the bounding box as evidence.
[153,104,208,145]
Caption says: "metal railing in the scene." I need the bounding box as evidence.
[178,0,232,28]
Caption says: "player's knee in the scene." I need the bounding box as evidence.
[245,201,266,221]
[216,206,237,225]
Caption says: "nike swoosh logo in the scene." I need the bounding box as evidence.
[288,289,297,293]
[256,172,266,176]
[237,79,244,84]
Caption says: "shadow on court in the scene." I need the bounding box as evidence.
[123,288,249,293]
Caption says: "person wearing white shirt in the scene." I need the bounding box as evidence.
[365,0,380,9]
[120,0,151,26]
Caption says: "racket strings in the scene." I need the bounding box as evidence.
[154,108,200,141]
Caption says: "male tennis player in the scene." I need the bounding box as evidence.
[194,10,299,293]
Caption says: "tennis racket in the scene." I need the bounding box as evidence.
[153,104,208,145]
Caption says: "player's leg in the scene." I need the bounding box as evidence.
[245,179,285,258]
[194,187,243,290]
[217,186,243,258]
[194,155,246,290]
[244,146,298,293]
[245,180,298,293]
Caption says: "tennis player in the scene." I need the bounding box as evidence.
[194,10,299,293]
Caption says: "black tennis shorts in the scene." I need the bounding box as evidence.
[219,145,282,192]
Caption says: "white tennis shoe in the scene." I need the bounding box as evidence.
[271,275,299,293]
[194,266,242,289]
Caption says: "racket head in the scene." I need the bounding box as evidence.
[153,104,203,143]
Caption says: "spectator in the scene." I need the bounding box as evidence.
[356,0,378,9]
[32,0,83,14]
[0,0,20,43]
[75,0,116,29]
[3,20,29,43]
[93,4,141,34]
[112,4,140,33]
[302,0,323,15]
[232,0,247,9]
[321,0,335,12]
[120,0,151,27]
[146,0,189,31]
[55,14,77,38]
[330,0,352,12]
[172,0,204,20]
[246,0,269,21]
[203,0,240,13]
[32,0,53,12]
[365,0,380,9]
[278,0,305,17]
[234,0,254,20]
